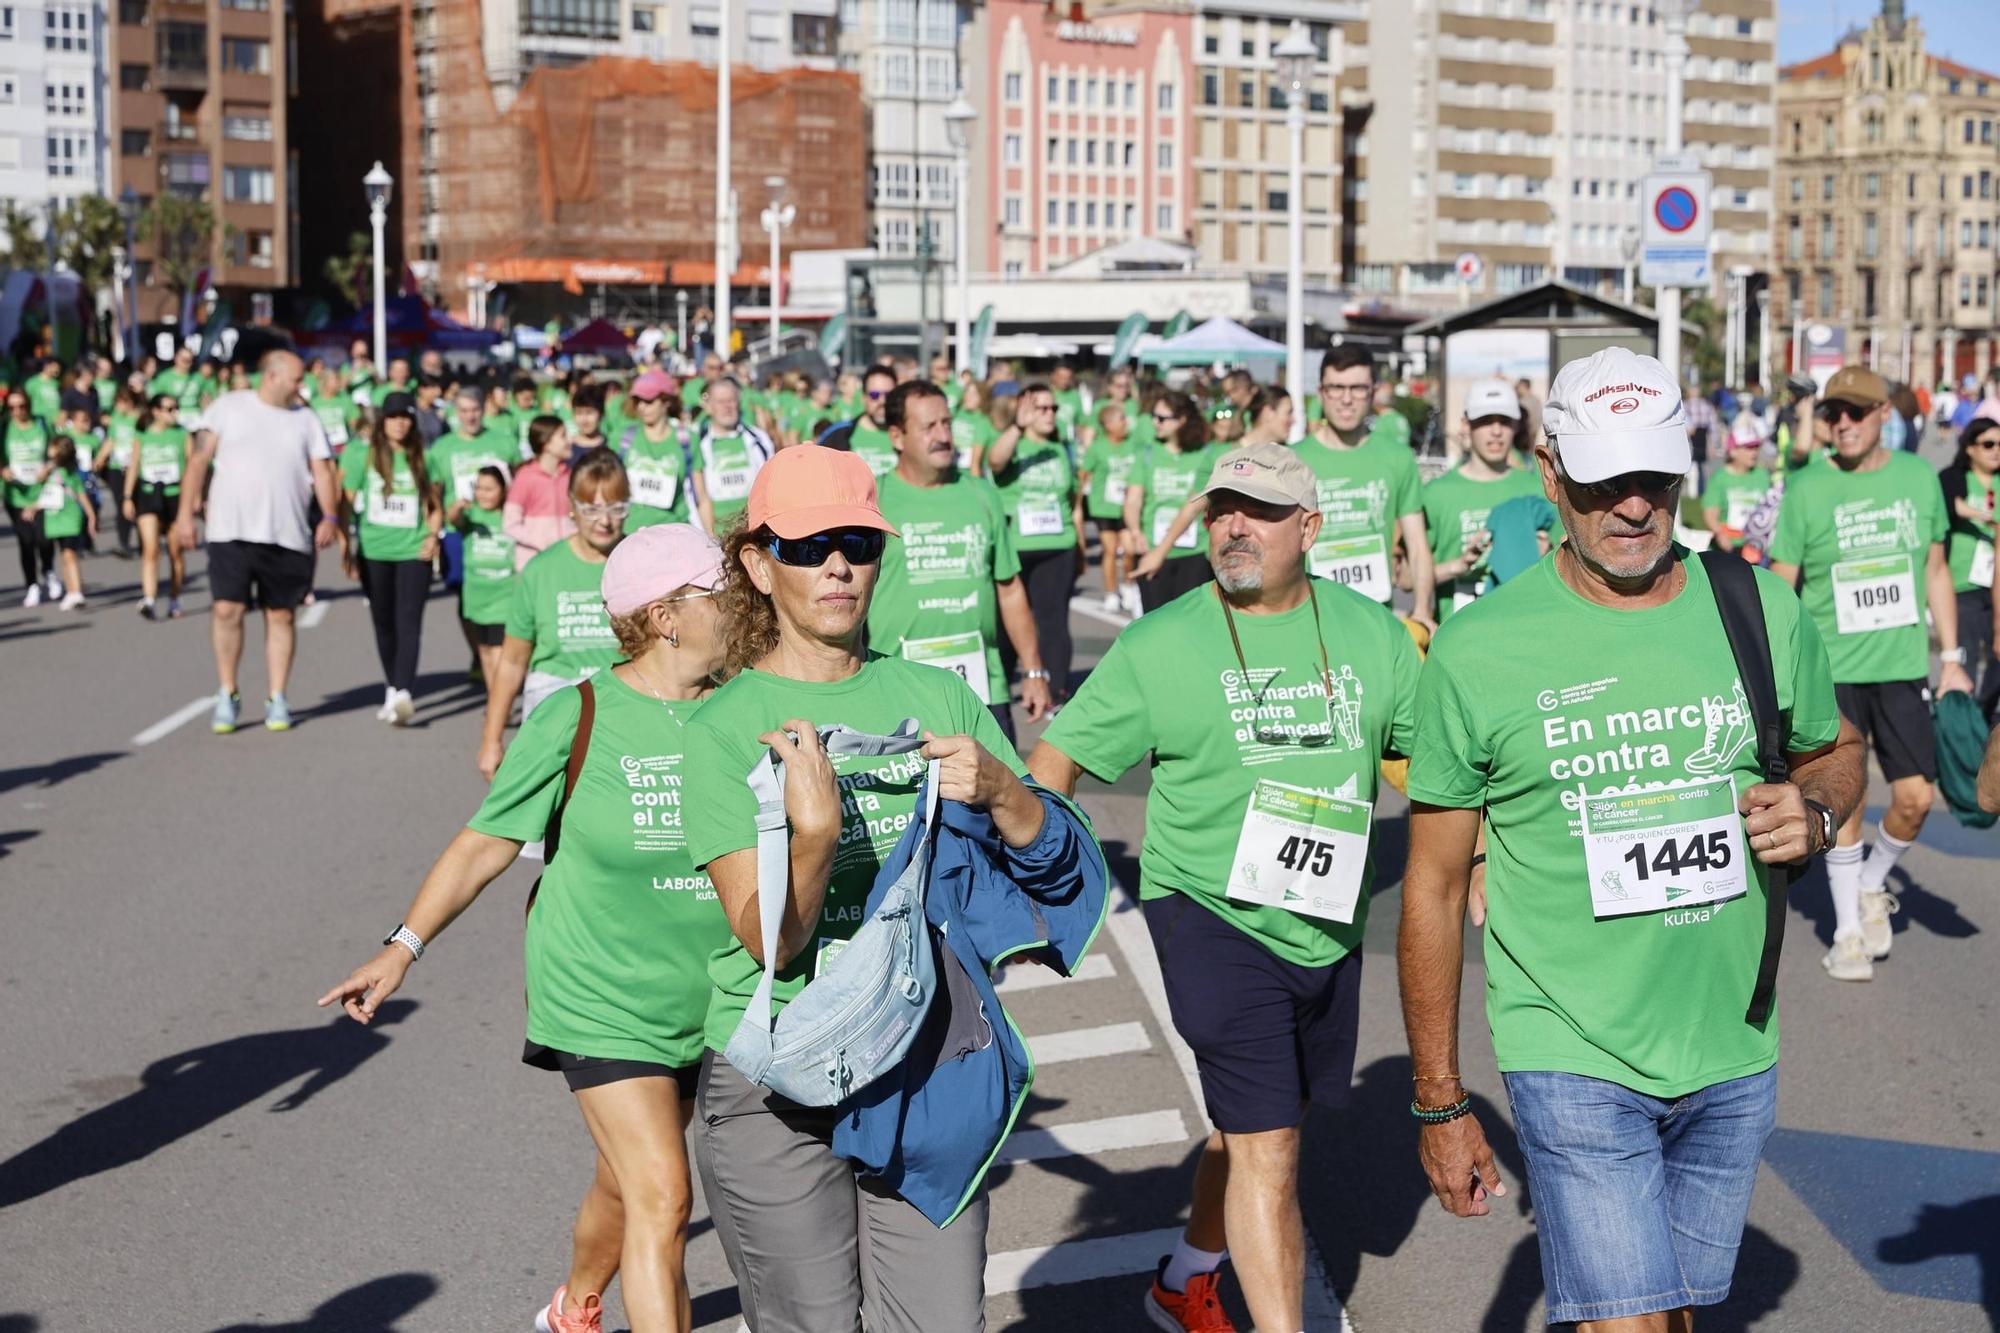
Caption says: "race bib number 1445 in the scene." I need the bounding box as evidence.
[1579,776,1748,919]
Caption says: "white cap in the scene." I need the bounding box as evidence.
[1463,379,1522,421]
[1726,412,1765,449]
[1541,347,1691,484]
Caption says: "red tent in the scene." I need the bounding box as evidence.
[559,318,631,354]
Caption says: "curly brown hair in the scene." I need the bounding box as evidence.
[714,511,779,679]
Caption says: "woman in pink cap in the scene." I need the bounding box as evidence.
[320,522,733,1333]
[680,445,1045,1332]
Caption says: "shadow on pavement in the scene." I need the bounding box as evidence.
[1885,865,1981,941]
[0,830,37,861]
[298,671,469,724]
[0,620,87,644]
[1478,1223,1798,1331]
[1878,1193,1999,1316]
[0,1315,39,1332]
[207,1272,438,1332]
[688,1285,743,1329]
[0,1001,415,1210]
[0,751,124,797]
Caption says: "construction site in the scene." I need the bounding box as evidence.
[297,0,869,325]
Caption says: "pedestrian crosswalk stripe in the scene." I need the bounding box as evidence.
[983,1226,1183,1295]
[1027,1021,1152,1065]
[998,1110,1189,1163]
[993,951,1115,992]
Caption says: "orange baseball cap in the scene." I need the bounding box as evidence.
[745,444,900,539]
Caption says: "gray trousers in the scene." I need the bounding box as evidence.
[694,1052,989,1333]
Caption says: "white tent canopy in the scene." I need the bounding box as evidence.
[1136,316,1286,367]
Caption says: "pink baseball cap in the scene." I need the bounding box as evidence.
[600,523,724,615]
[630,369,675,402]
[745,444,899,539]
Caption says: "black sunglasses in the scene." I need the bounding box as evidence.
[766,528,886,568]
[1566,471,1682,501]
[1818,400,1874,424]
[1969,434,2000,449]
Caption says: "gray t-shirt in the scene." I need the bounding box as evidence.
[200,391,331,553]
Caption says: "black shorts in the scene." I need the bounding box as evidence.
[1143,892,1361,1134]
[47,532,85,553]
[132,484,178,519]
[1092,514,1125,532]
[522,1041,700,1099]
[1834,680,1937,783]
[462,616,505,647]
[208,540,314,612]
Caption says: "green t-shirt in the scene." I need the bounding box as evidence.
[4,418,52,508]
[1407,550,1841,1098]
[105,411,140,471]
[1294,434,1423,605]
[36,465,87,539]
[1050,387,1086,444]
[870,472,1021,705]
[1131,443,1222,559]
[1078,436,1142,521]
[25,376,62,422]
[306,397,353,450]
[1700,466,1774,535]
[1944,469,1996,595]
[468,674,725,1068]
[1768,451,1947,684]
[1044,579,1421,967]
[94,379,116,413]
[147,368,191,404]
[682,655,1022,1049]
[618,425,696,530]
[427,428,516,507]
[990,436,1077,552]
[1422,464,1547,621]
[504,541,620,679]
[457,505,516,625]
[952,411,997,473]
[679,378,707,411]
[849,419,898,477]
[698,428,761,522]
[135,427,189,493]
[341,446,432,563]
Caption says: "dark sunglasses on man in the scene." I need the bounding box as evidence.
[765,528,887,568]
[1563,470,1683,502]
[1817,399,1874,424]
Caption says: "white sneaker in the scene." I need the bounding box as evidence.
[59,591,84,610]
[1101,592,1122,614]
[375,688,398,722]
[390,688,415,726]
[45,573,63,600]
[1121,583,1143,616]
[1822,931,1874,982]
[1859,890,1899,960]
[23,583,42,607]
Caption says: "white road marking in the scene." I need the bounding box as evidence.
[984,1226,1182,1295]
[1067,595,1132,631]
[993,951,1115,992]
[1028,1021,1152,1066]
[998,1109,1189,1164]
[297,600,330,630]
[131,696,217,746]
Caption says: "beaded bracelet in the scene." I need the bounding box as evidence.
[1410,1094,1473,1125]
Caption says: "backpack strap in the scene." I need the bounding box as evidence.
[526,677,596,915]
[1697,550,1791,1025]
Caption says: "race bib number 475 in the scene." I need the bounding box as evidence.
[1580,776,1748,919]
[1226,779,1372,923]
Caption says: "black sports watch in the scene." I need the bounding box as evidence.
[1802,799,1835,857]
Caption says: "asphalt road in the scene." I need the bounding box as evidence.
[1,532,1994,1332]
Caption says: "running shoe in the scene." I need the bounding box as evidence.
[1102,591,1123,614]
[139,598,157,620]
[211,690,240,735]
[390,688,415,726]
[22,583,41,607]
[1822,931,1874,982]
[167,597,183,619]
[1859,890,1900,960]
[1144,1259,1237,1332]
[45,572,62,600]
[59,591,85,610]
[376,688,397,723]
[264,693,292,731]
[533,1285,603,1333]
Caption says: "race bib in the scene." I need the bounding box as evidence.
[629,466,679,509]
[1225,779,1372,923]
[1310,533,1392,603]
[368,489,420,528]
[36,479,65,511]
[140,460,181,484]
[1104,477,1128,506]
[1579,776,1748,919]
[1830,553,1918,635]
[900,630,991,701]
[1152,508,1196,549]
[1018,501,1065,537]
[709,467,751,501]
[1971,540,1994,590]
[324,420,349,447]
[1724,489,1761,530]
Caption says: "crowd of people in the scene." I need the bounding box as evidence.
[8,326,2000,1333]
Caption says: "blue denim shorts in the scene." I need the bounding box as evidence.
[1504,1065,1777,1325]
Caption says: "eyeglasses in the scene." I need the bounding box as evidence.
[766,528,886,568]
[658,587,717,604]
[1151,411,1179,423]
[1818,400,1874,424]
[1564,471,1682,502]
[1319,384,1372,399]
[575,501,632,521]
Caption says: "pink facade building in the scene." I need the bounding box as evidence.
[979,1,1194,276]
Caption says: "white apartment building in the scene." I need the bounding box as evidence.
[837,0,966,261]
[0,0,110,238]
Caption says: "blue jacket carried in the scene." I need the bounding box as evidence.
[831,784,1109,1227]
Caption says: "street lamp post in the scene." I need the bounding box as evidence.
[119,184,142,365]
[42,199,62,357]
[714,2,733,359]
[1657,0,1693,390]
[1620,225,1640,306]
[759,175,794,360]
[944,95,976,375]
[1275,21,1316,439]
[363,161,394,372]
[676,289,689,364]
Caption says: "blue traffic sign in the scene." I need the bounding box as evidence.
[1654,186,1699,233]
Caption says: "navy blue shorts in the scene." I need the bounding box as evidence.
[1142,893,1361,1134]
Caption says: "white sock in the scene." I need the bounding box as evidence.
[1857,828,1914,894]
[1161,1237,1227,1294]
[1826,843,1865,939]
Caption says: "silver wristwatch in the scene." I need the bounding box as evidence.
[1939,647,1967,664]
[384,924,426,960]
[1802,800,1835,858]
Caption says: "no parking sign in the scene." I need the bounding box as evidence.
[1639,169,1712,288]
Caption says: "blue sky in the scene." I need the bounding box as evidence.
[1778,1,1999,71]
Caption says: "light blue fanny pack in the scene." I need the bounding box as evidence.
[724,720,942,1107]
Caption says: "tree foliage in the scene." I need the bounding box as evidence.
[140,195,222,319]
[322,231,372,309]
[1,201,48,270]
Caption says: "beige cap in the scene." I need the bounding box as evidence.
[1822,365,1889,407]
[1200,441,1320,513]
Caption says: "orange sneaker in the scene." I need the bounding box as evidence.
[1144,1259,1237,1332]
[533,1284,603,1333]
